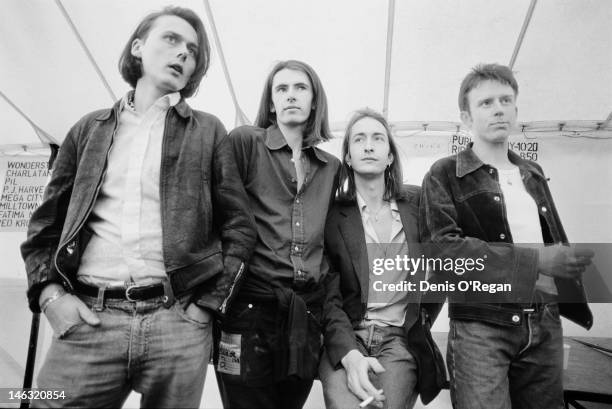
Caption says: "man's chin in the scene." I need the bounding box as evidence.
[278,118,308,128]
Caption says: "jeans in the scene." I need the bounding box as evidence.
[33,294,212,409]
[447,303,564,409]
[319,325,418,409]
[215,299,320,409]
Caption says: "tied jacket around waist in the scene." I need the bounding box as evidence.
[21,98,256,314]
[322,185,447,405]
[419,145,592,329]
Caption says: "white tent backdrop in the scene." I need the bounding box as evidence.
[1,1,611,408]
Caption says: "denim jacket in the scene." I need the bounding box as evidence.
[420,144,592,329]
[21,98,256,314]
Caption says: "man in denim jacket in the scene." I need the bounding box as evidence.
[21,7,255,408]
[420,63,593,409]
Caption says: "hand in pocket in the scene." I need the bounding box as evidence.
[44,294,100,337]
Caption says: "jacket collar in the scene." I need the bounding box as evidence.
[337,189,420,300]
[456,142,545,179]
[264,125,328,163]
[95,93,192,121]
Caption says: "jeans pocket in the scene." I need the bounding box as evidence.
[44,303,85,339]
[173,302,211,328]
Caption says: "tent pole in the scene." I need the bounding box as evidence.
[202,0,250,126]
[382,0,396,120]
[55,0,117,102]
[509,0,538,69]
[0,90,57,145]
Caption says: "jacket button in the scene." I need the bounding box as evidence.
[499,233,506,240]
[494,196,500,202]
[541,206,547,213]
[512,315,520,323]
[489,169,494,174]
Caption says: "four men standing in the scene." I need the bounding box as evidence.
[20,6,594,409]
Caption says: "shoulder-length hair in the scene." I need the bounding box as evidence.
[254,60,332,145]
[337,108,404,202]
[118,6,210,98]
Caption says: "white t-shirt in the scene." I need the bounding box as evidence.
[498,166,557,295]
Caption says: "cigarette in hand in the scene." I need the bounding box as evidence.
[359,389,384,407]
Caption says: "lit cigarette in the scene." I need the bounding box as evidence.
[359,389,383,408]
[359,396,374,408]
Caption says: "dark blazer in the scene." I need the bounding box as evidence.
[322,185,447,405]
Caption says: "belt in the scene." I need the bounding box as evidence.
[75,281,165,301]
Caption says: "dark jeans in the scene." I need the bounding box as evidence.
[319,325,418,409]
[215,299,321,409]
[447,303,564,409]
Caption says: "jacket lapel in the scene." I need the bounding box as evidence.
[338,204,370,303]
[397,193,425,313]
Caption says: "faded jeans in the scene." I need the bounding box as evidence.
[33,294,212,409]
[319,325,418,409]
[447,303,564,409]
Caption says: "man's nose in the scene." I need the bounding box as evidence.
[364,139,374,152]
[493,102,505,116]
[177,44,188,61]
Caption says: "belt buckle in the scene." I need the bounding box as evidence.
[523,307,536,314]
[125,284,140,302]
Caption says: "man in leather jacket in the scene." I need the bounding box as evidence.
[21,6,255,408]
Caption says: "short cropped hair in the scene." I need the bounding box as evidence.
[118,6,210,98]
[458,63,518,113]
[254,60,332,145]
[337,108,404,202]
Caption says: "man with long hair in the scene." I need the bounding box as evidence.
[420,63,593,408]
[215,60,340,409]
[21,6,255,408]
[320,109,445,409]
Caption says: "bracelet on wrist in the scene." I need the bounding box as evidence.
[40,291,67,313]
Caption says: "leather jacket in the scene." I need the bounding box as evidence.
[21,98,256,314]
[420,144,592,329]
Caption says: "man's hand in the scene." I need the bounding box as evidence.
[538,245,594,279]
[341,349,386,407]
[39,284,100,337]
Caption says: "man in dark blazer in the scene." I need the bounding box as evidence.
[320,109,446,409]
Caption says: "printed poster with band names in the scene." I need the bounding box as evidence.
[0,156,49,232]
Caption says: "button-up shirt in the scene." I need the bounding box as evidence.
[230,124,340,287]
[78,91,180,286]
[356,194,411,326]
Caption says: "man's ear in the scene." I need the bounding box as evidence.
[270,104,276,113]
[131,38,143,58]
[387,152,394,166]
[345,153,351,167]
[460,110,472,129]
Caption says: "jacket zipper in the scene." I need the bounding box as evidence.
[220,262,245,315]
[54,111,119,290]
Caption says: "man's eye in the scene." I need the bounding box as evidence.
[165,35,177,43]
